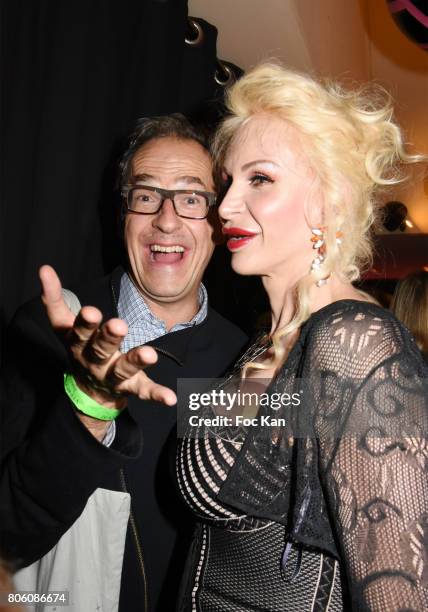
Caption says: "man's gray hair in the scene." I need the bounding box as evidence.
[118,114,209,190]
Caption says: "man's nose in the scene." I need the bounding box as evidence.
[152,198,182,232]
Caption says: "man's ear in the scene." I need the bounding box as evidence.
[207,209,225,246]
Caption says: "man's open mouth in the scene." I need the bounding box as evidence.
[149,244,186,263]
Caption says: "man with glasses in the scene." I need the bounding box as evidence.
[1,115,247,611]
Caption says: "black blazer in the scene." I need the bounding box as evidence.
[0,267,248,611]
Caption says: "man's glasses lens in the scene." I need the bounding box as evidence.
[127,187,211,219]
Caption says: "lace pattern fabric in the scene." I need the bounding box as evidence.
[177,300,428,611]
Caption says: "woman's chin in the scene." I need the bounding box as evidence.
[231,261,259,276]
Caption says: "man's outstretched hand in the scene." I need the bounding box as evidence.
[39,265,177,439]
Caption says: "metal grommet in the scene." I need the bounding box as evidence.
[185,18,203,46]
[215,60,233,86]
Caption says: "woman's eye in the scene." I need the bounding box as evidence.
[250,173,272,186]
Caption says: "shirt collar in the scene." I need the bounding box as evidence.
[118,272,208,330]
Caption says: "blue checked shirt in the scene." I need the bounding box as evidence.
[117,272,208,352]
[102,272,208,446]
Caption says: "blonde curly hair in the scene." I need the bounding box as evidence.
[212,62,424,370]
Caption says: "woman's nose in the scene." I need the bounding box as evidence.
[218,185,244,221]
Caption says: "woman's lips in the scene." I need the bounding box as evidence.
[226,236,256,251]
[222,227,258,252]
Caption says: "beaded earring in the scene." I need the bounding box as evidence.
[310,227,342,287]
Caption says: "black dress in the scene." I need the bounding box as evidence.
[176,300,428,611]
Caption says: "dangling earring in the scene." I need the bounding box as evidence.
[310,227,342,287]
[310,227,328,286]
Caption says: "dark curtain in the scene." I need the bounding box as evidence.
[1,0,248,339]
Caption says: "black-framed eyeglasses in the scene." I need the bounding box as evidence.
[122,185,217,220]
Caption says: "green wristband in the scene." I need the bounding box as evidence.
[64,373,122,421]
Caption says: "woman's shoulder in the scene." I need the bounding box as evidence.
[306,298,408,341]
[300,299,425,376]
[309,297,394,322]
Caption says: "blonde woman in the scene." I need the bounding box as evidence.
[391,271,428,362]
[176,64,428,611]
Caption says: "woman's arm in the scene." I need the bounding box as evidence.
[311,308,428,610]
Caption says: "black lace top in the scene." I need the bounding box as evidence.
[177,300,428,611]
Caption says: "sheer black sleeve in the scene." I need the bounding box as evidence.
[305,304,428,611]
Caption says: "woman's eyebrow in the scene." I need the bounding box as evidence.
[241,159,280,171]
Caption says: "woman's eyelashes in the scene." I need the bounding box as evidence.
[249,172,273,187]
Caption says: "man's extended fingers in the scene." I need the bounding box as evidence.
[117,372,177,406]
[143,381,177,406]
[109,346,158,383]
[39,265,75,331]
[82,317,128,365]
[111,348,177,405]
[69,306,104,351]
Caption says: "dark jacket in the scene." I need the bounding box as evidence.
[0,267,248,611]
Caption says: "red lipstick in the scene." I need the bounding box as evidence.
[222,227,258,251]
